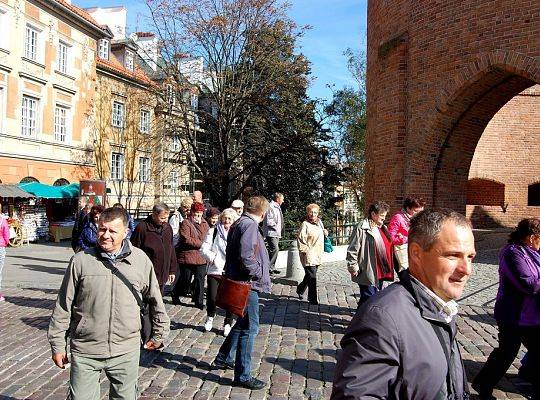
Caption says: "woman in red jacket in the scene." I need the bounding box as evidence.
[172,202,209,308]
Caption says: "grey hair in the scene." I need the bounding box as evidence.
[272,192,284,201]
[409,208,472,250]
[152,202,170,214]
[221,208,239,223]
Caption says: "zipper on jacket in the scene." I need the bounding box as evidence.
[108,266,114,356]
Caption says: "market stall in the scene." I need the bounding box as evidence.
[0,184,36,246]
[18,182,80,242]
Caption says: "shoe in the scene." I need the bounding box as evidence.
[204,317,214,332]
[223,324,231,337]
[0,295,5,302]
[233,377,266,390]
[171,296,181,305]
[471,380,495,400]
[212,358,234,370]
[309,300,319,305]
[296,289,304,300]
[269,269,280,275]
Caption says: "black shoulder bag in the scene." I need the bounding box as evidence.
[100,258,153,346]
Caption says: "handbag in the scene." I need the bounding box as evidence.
[323,235,334,253]
[215,275,252,317]
[100,259,154,347]
[394,243,409,272]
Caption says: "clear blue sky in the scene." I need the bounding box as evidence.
[75,0,367,101]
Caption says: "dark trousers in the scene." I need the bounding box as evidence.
[297,265,318,303]
[206,275,233,324]
[173,263,205,306]
[215,290,259,383]
[266,236,280,269]
[189,265,206,307]
[358,283,382,305]
[474,324,540,398]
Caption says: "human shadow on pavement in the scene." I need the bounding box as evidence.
[14,264,67,275]
[6,296,56,310]
[21,315,51,330]
[9,255,70,263]
[462,359,533,398]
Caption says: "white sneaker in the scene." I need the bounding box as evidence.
[204,317,214,332]
[223,324,231,337]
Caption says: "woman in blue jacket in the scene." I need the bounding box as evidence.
[77,205,105,251]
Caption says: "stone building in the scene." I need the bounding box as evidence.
[365,0,539,228]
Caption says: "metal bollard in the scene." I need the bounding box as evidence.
[285,240,304,284]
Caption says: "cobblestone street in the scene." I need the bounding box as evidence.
[0,232,534,399]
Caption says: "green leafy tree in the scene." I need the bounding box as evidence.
[325,49,367,205]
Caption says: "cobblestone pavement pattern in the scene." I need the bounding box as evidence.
[0,230,533,399]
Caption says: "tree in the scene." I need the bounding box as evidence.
[147,0,337,209]
[325,49,367,205]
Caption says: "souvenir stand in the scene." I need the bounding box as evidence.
[18,182,80,242]
[0,184,36,246]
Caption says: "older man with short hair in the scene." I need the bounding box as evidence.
[332,208,476,399]
[48,207,169,400]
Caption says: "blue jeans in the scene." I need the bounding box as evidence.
[215,290,259,383]
[358,283,382,305]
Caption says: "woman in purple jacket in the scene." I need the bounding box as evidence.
[473,218,540,400]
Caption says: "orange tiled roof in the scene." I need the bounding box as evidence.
[54,0,106,33]
[96,57,155,86]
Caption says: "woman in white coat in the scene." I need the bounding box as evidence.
[200,208,238,335]
[296,203,325,305]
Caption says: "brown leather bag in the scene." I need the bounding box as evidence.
[214,275,252,317]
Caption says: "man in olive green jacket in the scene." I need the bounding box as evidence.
[48,207,169,400]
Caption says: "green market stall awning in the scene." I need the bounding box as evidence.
[18,183,80,199]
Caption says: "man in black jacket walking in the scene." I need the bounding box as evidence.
[332,209,476,399]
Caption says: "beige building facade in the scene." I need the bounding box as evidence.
[0,0,107,185]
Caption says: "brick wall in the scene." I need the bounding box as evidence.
[365,0,540,222]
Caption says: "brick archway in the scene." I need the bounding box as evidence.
[365,0,540,217]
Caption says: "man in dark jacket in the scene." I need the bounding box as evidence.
[131,202,176,294]
[211,196,271,390]
[332,209,476,399]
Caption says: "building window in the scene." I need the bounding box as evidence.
[112,101,124,128]
[111,152,124,180]
[53,178,70,186]
[125,50,134,71]
[25,25,40,61]
[54,105,70,142]
[140,109,150,134]
[171,135,181,151]
[528,183,540,206]
[57,41,69,74]
[21,95,39,137]
[139,157,150,182]
[169,171,179,189]
[0,9,8,51]
[98,39,109,60]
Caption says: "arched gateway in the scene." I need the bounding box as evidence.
[365,1,540,227]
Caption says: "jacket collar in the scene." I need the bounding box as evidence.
[95,240,133,264]
[144,215,163,232]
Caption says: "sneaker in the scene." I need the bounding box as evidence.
[471,380,495,400]
[233,377,266,390]
[0,295,5,302]
[211,358,234,370]
[204,317,214,332]
[223,324,232,337]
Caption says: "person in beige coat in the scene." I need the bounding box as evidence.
[296,203,325,305]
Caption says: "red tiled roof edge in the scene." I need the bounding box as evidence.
[96,57,157,87]
[53,0,106,33]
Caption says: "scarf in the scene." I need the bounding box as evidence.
[371,224,392,276]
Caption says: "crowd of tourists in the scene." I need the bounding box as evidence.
[1,189,533,399]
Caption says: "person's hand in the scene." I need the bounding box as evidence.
[52,353,69,369]
[323,229,329,236]
[143,340,162,350]
[349,270,358,278]
[167,274,175,285]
